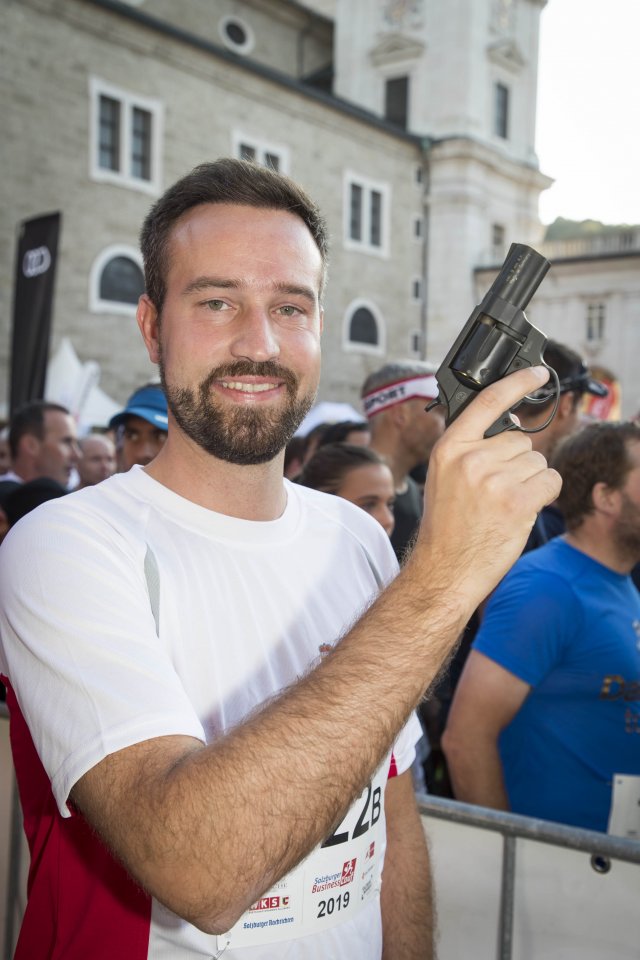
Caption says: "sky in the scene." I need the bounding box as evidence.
[536,0,640,226]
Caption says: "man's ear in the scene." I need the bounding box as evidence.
[20,434,40,459]
[389,402,410,429]
[557,392,577,421]
[592,480,621,517]
[137,295,161,365]
[319,306,324,336]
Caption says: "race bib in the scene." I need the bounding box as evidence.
[607,774,640,839]
[221,762,388,950]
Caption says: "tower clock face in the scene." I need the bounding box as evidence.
[382,0,423,29]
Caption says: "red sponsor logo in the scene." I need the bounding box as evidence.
[250,895,290,912]
[340,859,357,885]
[365,841,375,861]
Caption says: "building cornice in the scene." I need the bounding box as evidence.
[81,0,421,145]
[428,135,552,189]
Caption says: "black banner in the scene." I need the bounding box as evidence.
[9,212,62,414]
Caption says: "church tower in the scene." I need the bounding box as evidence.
[332,0,551,359]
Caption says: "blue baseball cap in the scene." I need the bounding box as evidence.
[109,384,169,431]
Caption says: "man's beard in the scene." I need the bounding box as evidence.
[159,357,316,466]
[612,492,640,565]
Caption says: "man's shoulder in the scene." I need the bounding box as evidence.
[486,539,581,621]
[510,537,581,581]
[291,483,398,575]
[293,481,386,538]
[0,470,146,561]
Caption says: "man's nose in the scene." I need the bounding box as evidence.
[230,308,280,362]
[140,438,161,461]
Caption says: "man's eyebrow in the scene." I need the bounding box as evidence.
[181,277,318,305]
[182,277,241,296]
[273,282,318,305]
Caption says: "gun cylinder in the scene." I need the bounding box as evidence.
[451,317,521,388]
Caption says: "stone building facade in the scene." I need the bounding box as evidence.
[2,0,637,422]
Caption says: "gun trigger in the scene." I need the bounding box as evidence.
[425,397,442,413]
[484,411,519,439]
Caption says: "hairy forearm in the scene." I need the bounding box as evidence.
[74,541,470,932]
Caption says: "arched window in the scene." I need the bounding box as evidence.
[90,245,144,315]
[100,256,144,304]
[343,300,385,354]
[350,307,379,345]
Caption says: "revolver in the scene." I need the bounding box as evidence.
[427,243,559,437]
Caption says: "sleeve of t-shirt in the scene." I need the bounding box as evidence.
[0,499,206,817]
[390,712,422,777]
[473,561,581,687]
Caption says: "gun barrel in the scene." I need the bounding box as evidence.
[484,243,550,312]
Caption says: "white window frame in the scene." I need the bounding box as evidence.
[89,77,163,194]
[343,171,390,258]
[231,131,290,175]
[586,301,606,343]
[342,298,386,356]
[491,222,506,261]
[219,15,255,55]
[89,244,145,316]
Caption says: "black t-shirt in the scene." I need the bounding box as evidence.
[390,475,423,563]
[523,503,565,553]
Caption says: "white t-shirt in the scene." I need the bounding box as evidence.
[0,466,420,960]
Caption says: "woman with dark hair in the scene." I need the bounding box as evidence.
[317,420,371,448]
[297,443,395,535]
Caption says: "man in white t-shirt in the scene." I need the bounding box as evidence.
[0,159,560,960]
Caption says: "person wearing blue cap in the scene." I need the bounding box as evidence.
[109,382,168,471]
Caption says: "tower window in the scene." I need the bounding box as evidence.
[385,76,409,129]
[494,82,509,139]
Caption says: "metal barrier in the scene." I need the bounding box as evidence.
[418,794,640,960]
[3,710,640,959]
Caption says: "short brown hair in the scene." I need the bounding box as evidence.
[552,420,640,529]
[9,401,70,458]
[140,158,329,312]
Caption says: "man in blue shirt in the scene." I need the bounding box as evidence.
[443,421,640,832]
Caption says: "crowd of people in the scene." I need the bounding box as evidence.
[0,157,637,959]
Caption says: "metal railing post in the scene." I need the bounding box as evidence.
[498,834,516,960]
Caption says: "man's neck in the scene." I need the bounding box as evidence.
[369,437,412,491]
[144,434,288,521]
[7,460,30,483]
[563,526,634,575]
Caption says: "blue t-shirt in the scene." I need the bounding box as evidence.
[474,538,640,831]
